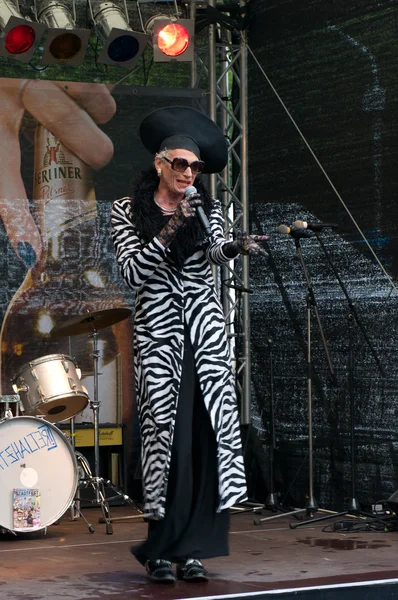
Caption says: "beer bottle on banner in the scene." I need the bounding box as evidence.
[0,125,134,428]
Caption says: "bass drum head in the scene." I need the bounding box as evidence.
[0,417,78,533]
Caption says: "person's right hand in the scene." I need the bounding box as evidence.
[0,78,116,267]
[174,192,203,222]
[157,193,204,248]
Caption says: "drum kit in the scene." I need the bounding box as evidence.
[0,307,141,536]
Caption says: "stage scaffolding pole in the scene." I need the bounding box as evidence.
[204,0,251,425]
[239,0,251,425]
[208,0,217,201]
[207,0,219,289]
[191,0,250,422]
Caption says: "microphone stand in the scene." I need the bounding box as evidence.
[252,337,279,521]
[224,279,264,516]
[290,231,381,528]
[253,337,302,525]
[264,337,279,510]
[314,232,384,378]
[254,231,341,527]
[313,232,384,517]
[288,235,349,529]
[225,273,306,522]
[254,231,343,528]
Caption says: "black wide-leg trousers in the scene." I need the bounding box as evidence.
[132,328,229,565]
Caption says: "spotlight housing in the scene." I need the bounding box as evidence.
[38,1,90,66]
[0,0,46,62]
[147,16,194,62]
[93,1,149,68]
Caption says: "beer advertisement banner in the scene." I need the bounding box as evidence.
[0,79,204,488]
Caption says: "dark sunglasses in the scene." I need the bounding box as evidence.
[163,156,205,174]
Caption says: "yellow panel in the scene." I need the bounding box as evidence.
[66,427,123,446]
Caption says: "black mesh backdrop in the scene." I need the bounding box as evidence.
[247,0,398,510]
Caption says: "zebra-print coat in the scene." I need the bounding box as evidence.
[111,173,248,519]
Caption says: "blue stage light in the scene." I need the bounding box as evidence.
[107,34,140,62]
[92,3,149,68]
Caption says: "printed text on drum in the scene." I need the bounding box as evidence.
[0,423,58,469]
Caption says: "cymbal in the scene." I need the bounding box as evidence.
[50,308,132,338]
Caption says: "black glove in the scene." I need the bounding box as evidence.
[223,232,269,257]
[157,193,203,248]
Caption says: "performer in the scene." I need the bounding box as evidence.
[111,106,267,584]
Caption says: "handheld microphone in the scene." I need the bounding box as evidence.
[293,220,338,232]
[277,224,312,238]
[184,185,211,237]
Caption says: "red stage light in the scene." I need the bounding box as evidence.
[4,24,36,54]
[157,23,190,57]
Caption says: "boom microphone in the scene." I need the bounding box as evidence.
[293,220,338,231]
[277,224,311,238]
[277,224,293,235]
[184,185,211,237]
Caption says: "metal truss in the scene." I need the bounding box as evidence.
[190,0,251,425]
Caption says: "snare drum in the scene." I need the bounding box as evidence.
[13,354,89,423]
[0,416,78,533]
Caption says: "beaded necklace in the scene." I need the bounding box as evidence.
[154,195,177,213]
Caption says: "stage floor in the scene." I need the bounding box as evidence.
[1,505,398,599]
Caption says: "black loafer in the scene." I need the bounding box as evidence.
[145,559,175,583]
[176,559,209,582]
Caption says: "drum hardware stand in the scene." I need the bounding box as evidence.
[69,496,95,534]
[81,328,146,532]
[69,416,80,520]
[64,334,94,531]
[50,309,147,529]
[0,394,21,419]
[67,334,80,521]
[76,327,114,534]
[66,416,95,533]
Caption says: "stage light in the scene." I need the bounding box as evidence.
[38,1,90,66]
[92,1,149,68]
[147,17,194,62]
[0,0,46,62]
[158,23,189,57]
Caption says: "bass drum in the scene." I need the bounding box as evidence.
[0,416,78,533]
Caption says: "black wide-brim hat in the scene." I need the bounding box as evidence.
[139,106,228,174]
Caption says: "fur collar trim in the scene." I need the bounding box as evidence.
[129,168,213,269]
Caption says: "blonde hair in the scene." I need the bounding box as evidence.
[155,148,170,163]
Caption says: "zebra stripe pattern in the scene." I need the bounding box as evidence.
[111,197,248,518]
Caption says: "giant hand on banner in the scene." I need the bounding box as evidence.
[0,78,116,267]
